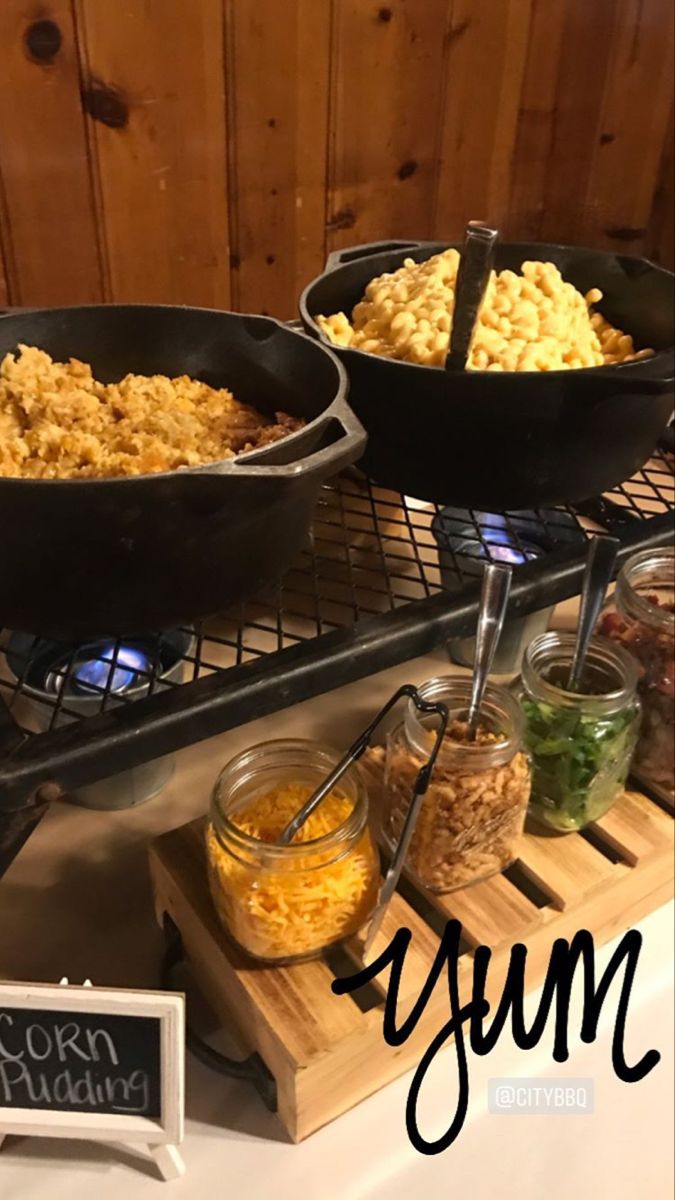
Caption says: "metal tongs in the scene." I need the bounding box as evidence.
[279,684,449,959]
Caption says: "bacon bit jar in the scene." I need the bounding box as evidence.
[598,547,674,804]
[379,677,531,893]
[206,739,379,963]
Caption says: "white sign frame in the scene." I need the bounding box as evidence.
[0,981,185,1180]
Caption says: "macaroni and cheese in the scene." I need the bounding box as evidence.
[317,250,653,371]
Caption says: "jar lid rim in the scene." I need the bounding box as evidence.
[618,546,675,632]
[404,674,524,760]
[523,630,638,703]
[211,737,367,855]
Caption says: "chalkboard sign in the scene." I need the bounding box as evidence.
[0,1007,162,1117]
[0,982,184,1181]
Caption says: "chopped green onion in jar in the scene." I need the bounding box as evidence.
[517,631,640,833]
[522,699,638,831]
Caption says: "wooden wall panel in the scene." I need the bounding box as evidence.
[648,106,674,268]
[584,0,675,257]
[0,214,9,308]
[435,0,534,239]
[328,0,451,251]
[507,1,572,242]
[532,0,620,246]
[0,0,103,305]
[76,0,230,308]
[0,0,671,311]
[225,0,331,319]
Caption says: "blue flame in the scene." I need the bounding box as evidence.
[480,522,541,565]
[72,644,150,694]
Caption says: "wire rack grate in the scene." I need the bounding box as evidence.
[1,449,673,740]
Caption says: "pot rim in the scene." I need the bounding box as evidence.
[299,238,675,377]
[0,304,354,486]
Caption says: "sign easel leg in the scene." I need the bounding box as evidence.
[147,1142,185,1181]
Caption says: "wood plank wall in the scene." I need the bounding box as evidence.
[0,0,672,319]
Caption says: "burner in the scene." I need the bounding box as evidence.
[476,533,541,565]
[47,643,154,697]
[431,508,587,672]
[4,628,193,810]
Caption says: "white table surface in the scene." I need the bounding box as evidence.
[1,632,673,1199]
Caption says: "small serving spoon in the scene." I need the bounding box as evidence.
[466,562,513,740]
[445,221,499,372]
[567,534,620,691]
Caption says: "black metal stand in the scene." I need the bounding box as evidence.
[1,452,672,877]
[160,914,277,1112]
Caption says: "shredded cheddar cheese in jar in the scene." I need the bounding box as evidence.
[206,781,379,962]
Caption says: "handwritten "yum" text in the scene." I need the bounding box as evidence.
[332,922,660,1155]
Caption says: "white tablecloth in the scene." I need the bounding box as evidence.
[1,643,673,1199]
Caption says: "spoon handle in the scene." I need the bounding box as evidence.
[567,535,620,691]
[466,563,512,738]
[445,222,498,372]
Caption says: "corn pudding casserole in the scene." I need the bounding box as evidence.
[0,344,304,480]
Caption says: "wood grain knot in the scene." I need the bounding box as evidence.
[24,19,62,63]
[599,132,616,145]
[447,18,470,44]
[377,7,393,22]
[326,208,356,231]
[82,79,129,129]
[266,254,276,265]
[604,225,647,241]
[397,159,418,180]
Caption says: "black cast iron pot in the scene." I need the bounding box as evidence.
[299,239,675,509]
[0,306,365,638]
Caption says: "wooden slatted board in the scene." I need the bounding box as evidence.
[149,786,673,1142]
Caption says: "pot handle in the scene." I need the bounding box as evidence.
[324,239,430,272]
[233,403,366,481]
[297,409,366,479]
[589,354,675,392]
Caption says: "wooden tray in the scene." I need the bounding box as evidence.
[149,788,673,1142]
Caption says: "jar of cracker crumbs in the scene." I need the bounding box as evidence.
[380,677,531,893]
[206,739,379,963]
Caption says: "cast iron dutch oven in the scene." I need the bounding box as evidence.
[299,239,675,508]
[0,306,365,638]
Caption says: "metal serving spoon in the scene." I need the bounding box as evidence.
[466,562,513,740]
[567,535,620,691]
[445,221,499,372]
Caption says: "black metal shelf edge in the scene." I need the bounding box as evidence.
[1,505,671,812]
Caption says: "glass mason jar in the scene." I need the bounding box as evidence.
[206,739,379,964]
[518,631,641,832]
[381,677,531,894]
[597,546,674,803]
